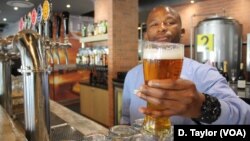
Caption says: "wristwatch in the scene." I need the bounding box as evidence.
[196,94,221,124]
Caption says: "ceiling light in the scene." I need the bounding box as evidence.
[66,4,71,8]
[3,18,7,22]
[14,6,19,10]
[6,0,34,8]
[190,0,195,3]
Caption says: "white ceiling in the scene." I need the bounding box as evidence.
[0,0,199,32]
[0,0,95,32]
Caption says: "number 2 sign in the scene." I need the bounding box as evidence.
[197,34,214,52]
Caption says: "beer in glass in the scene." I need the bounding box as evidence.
[142,41,184,137]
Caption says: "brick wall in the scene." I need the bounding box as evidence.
[95,0,138,127]
[109,0,138,127]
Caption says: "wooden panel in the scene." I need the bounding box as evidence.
[80,85,109,126]
[93,88,109,125]
[80,85,94,117]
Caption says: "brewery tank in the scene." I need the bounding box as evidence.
[194,15,242,79]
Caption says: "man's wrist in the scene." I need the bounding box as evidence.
[195,94,221,124]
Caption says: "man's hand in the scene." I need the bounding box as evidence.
[136,79,205,118]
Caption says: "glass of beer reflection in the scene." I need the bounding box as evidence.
[142,41,184,138]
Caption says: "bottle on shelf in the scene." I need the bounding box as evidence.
[101,46,108,66]
[211,61,215,68]
[237,62,246,90]
[214,61,222,74]
[89,48,95,66]
[218,62,224,75]
[231,69,237,84]
[104,20,108,33]
[94,23,99,36]
[81,47,91,65]
[76,52,81,64]
[82,24,87,37]
[214,62,219,70]
[222,61,229,82]
[87,23,94,37]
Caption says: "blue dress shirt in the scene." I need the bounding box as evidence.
[121,57,250,125]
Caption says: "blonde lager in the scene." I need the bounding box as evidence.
[142,41,184,137]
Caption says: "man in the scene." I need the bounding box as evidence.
[121,5,250,125]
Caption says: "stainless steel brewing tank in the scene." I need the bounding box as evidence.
[194,16,242,79]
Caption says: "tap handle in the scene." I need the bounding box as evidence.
[56,15,61,39]
[48,19,53,39]
[41,23,44,37]
[36,24,39,34]
[62,11,70,35]
[36,4,43,35]
[44,21,49,37]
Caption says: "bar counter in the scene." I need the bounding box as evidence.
[50,100,109,134]
[0,100,109,141]
[0,106,26,141]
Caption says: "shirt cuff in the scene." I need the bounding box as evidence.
[211,100,230,124]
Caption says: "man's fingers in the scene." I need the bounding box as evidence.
[136,91,162,104]
[137,85,191,102]
[148,79,191,90]
[139,107,175,118]
[138,85,173,100]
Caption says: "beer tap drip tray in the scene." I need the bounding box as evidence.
[50,112,67,127]
[50,124,84,141]
[14,112,85,141]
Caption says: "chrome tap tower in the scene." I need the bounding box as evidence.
[0,36,20,116]
[13,30,50,141]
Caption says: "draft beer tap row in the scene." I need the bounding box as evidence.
[18,0,72,67]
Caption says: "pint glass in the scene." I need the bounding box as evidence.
[142,41,184,138]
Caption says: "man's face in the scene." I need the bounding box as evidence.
[146,7,182,43]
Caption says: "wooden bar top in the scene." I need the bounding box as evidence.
[0,106,26,141]
[0,100,109,140]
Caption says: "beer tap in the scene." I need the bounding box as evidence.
[53,14,62,65]
[0,38,3,54]
[5,36,20,59]
[0,36,20,117]
[0,39,7,111]
[13,29,50,141]
[37,2,54,66]
[61,11,71,65]
[36,5,43,35]
[43,17,54,65]
[37,18,44,36]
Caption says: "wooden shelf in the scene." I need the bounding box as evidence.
[80,34,108,43]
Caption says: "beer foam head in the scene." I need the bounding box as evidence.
[143,44,184,60]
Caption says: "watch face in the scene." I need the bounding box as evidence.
[197,94,221,124]
[42,0,50,21]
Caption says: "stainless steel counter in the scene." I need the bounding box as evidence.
[0,100,109,141]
